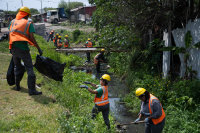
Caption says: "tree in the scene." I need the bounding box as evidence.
[58,0,83,10]
[30,8,40,15]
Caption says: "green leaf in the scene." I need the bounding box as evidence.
[159,46,176,51]
[185,31,192,48]
[188,98,193,105]
[192,42,200,48]
[174,47,186,55]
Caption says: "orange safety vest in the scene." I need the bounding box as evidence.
[64,39,68,48]
[57,39,62,47]
[9,19,35,49]
[94,86,109,106]
[53,36,57,42]
[94,53,100,65]
[148,94,166,125]
[50,30,54,34]
[86,41,92,48]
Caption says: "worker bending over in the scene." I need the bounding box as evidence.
[79,74,111,129]
[53,33,59,47]
[9,6,43,95]
[134,88,165,133]
[85,38,92,62]
[94,49,106,73]
[57,36,63,49]
[47,29,55,42]
[64,35,69,48]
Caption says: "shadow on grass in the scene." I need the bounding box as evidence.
[10,86,56,104]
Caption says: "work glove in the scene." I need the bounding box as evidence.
[83,81,91,84]
[134,118,140,123]
[38,48,43,56]
[79,85,88,89]
[145,117,149,123]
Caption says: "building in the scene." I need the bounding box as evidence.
[70,5,96,23]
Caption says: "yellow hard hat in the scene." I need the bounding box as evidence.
[53,29,55,31]
[58,36,61,39]
[19,6,31,17]
[135,88,146,97]
[56,33,59,36]
[65,35,68,38]
[101,49,105,52]
[88,38,91,41]
[100,74,111,82]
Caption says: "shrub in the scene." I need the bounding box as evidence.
[72,29,81,41]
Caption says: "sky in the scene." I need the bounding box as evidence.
[0,0,90,12]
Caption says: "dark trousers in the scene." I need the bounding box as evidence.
[92,103,110,128]
[145,118,165,133]
[54,42,57,48]
[11,47,35,77]
[96,61,100,73]
[86,52,90,62]
[47,34,53,42]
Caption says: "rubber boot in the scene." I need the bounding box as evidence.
[106,123,110,130]
[28,76,42,95]
[15,74,21,91]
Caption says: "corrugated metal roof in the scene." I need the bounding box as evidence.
[70,5,96,12]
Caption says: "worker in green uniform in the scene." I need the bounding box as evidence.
[57,35,63,49]
[8,6,43,95]
[53,33,59,47]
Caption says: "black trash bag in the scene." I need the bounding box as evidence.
[34,55,66,82]
[6,57,26,86]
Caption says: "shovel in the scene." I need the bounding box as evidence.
[116,121,145,128]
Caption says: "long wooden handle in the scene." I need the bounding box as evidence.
[119,121,145,126]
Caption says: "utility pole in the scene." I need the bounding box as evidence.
[21,0,23,6]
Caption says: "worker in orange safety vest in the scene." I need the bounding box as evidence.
[47,29,55,42]
[57,35,63,49]
[85,38,93,62]
[79,74,111,130]
[94,49,107,73]
[64,35,69,48]
[134,88,165,133]
[8,6,43,95]
[53,33,59,47]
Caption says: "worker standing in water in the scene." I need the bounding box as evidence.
[85,38,93,62]
[79,74,111,129]
[94,49,106,73]
[47,29,55,42]
[134,88,165,133]
[8,6,43,95]
[57,36,63,49]
[64,35,69,48]
[53,33,59,47]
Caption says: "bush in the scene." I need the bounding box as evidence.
[72,29,81,41]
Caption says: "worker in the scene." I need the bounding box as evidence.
[57,36,63,49]
[94,49,106,73]
[47,29,55,42]
[8,6,43,95]
[64,35,69,48]
[53,33,59,47]
[79,74,111,129]
[134,88,165,133]
[85,38,93,62]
